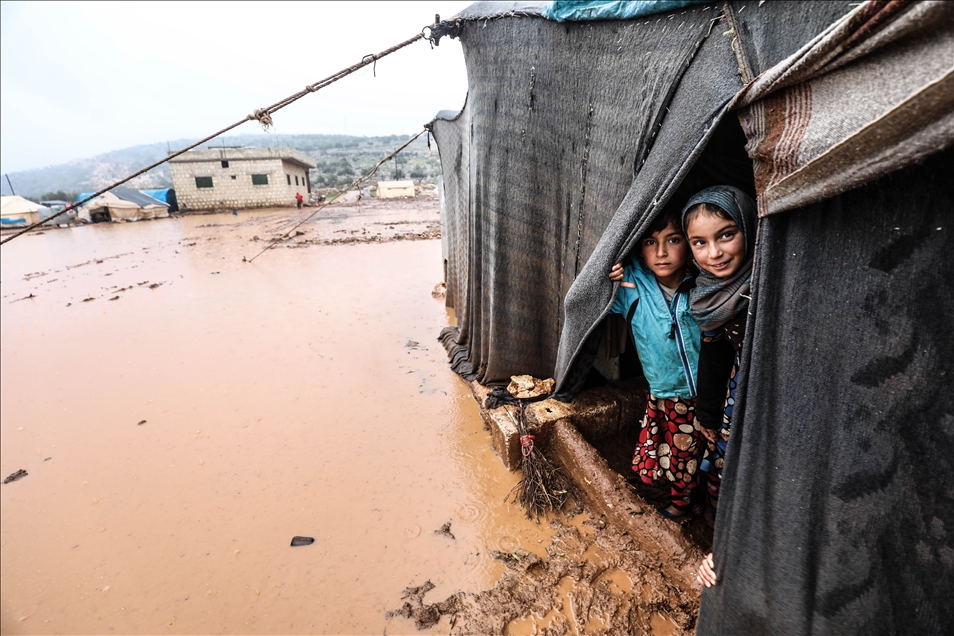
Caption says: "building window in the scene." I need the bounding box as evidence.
[221,160,229,168]
[231,175,237,180]
[295,175,299,186]
[286,174,291,185]
[195,176,213,189]
[251,174,269,186]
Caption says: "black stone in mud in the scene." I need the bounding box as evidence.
[290,536,315,547]
[3,469,28,484]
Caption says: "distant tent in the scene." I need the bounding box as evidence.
[1,195,53,227]
[113,189,169,218]
[140,188,178,212]
[38,200,70,210]
[77,189,168,223]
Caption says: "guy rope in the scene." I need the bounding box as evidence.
[243,129,427,263]
[0,19,451,247]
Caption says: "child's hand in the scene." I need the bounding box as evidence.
[697,553,717,588]
[700,427,720,443]
[609,263,636,288]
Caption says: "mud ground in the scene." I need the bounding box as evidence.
[388,510,699,635]
[1,194,701,635]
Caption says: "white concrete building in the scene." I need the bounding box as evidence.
[376,180,416,199]
[169,147,316,211]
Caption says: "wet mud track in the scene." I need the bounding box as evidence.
[1,199,700,634]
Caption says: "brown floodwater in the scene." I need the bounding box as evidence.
[0,211,557,634]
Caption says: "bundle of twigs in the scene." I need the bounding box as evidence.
[506,403,571,519]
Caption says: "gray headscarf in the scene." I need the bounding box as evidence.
[680,186,757,331]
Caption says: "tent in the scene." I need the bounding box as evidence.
[1,195,53,227]
[430,1,953,634]
[77,189,169,222]
[140,188,178,212]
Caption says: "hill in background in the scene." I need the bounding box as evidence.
[1,133,442,200]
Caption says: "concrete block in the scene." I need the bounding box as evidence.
[487,407,521,471]
[567,386,622,441]
[600,377,650,427]
[466,377,649,466]
[524,399,573,436]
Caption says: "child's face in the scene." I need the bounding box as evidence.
[640,222,689,287]
[686,211,745,278]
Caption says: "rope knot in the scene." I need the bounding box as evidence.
[251,108,274,129]
[520,434,535,457]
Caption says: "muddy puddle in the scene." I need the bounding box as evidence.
[1,203,696,635]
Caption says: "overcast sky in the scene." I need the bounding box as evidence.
[0,1,471,174]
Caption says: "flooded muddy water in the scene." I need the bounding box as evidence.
[0,208,557,634]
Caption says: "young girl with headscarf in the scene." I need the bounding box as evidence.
[679,185,757,588]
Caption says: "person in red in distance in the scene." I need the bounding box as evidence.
[295,191,304,209]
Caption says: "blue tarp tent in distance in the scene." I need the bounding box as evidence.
[140,188,178,212]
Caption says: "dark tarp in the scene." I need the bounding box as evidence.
[430,0,953,633]
[703,147,954,635]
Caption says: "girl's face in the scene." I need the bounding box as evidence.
[686,211,745,278]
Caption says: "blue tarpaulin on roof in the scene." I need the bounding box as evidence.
[141,188,178,212]
[141,189,171,203]
[542,0,712,22]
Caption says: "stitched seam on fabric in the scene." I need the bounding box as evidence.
[723,1,754,84]
[574,103,595,277]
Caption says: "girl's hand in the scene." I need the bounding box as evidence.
[697,553,717,588]
[700,427,720,443]
[609,263,624,281]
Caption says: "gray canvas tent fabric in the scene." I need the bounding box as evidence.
[431,1,953,633]
[433,1,754,383]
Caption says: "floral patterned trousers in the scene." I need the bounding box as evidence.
[632,395,704,509]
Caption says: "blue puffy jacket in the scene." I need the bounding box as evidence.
[610,259,700,399]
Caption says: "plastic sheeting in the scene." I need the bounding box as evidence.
[542,0,712,22]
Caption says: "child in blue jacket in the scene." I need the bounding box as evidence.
[608,208,703,520]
